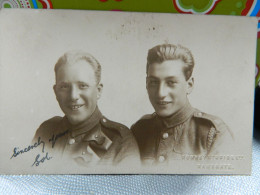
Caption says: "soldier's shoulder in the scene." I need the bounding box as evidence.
[193,110,230,133]
[100,116,130,137]
[34,116,63,138]
[40,116,63,127]
[192,110,234,152]
[192,110,234,143]
[139,113,157,121]
[192,110,235,154]
[131,113,156,132]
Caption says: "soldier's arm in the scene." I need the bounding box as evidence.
[113,130,141,166]
[100,117,141,166]
[208,122,235,155]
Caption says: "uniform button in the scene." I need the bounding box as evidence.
[82,151,86,155]
[197,112,202,117]
[94,134,99,138]
[162,132,169,139]
[68,138,75,145]
[158,155,165,162]
[102,118,107,123]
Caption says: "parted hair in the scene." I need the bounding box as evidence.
[54,51,102,84]
[146,44,194,80]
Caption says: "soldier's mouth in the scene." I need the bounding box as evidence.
[70,104,84,110]
[157,101,172,105]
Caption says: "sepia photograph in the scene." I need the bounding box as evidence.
[0,9,257,174]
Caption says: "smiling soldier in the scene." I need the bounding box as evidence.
[131,44,234,165]
[33,51,139,167]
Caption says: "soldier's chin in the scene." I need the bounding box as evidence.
[155,109,172,118]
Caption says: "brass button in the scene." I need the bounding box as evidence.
[94,134,99,138]
[68,138,75,145]
[158,155,165,162]
[102,118,107,123]
[162,133,169,139]
[197,112,202,117]
[82,151,86,155]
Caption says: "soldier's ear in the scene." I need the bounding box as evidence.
[146,77,148,90]
[53,85,58,100]
[186,77,194,95]
[97,83,103,100]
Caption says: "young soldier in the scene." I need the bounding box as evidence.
[131,44,234,165]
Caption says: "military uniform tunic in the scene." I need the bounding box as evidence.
[33,108,139,167]
[131,102,234,165]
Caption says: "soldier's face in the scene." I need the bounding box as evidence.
[54,60,102,125]
[146,60,193,117]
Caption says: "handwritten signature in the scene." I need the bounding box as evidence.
[32,152,52,167]
[10,137,45,159]
[10,130,68,167]
[49,130,69,148]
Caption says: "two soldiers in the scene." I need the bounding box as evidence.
[34,44,233,166]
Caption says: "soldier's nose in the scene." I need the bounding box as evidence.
[70,86,80,101]
[158,84,167,98]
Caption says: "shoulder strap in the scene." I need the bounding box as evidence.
[100,116,129,137]
[193,110,231,152]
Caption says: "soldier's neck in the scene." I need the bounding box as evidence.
[158,101,195,128]
[66,107,103,137]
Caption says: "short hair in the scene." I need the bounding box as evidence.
[54,51,101,84]
[146,44,194,80]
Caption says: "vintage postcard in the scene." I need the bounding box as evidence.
[0,9,257,174]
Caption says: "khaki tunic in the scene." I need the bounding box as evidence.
[33,108,140,167]
[131,102,234,165]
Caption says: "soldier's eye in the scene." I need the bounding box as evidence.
[148,80,159,86]
[79,83,89,89]
[167,81,177,86]
[59,84,69,89]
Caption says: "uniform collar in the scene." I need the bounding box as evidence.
[63,106,103,138]
[157,101,195,128]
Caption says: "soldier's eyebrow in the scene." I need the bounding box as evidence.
[147,76,159,79]
[57,81,69,85]
[147,76,179,81]
[165,76,178,80]
[77,81,89,85]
